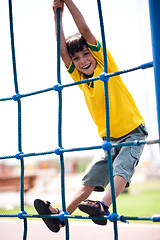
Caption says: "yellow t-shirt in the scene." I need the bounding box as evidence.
[67,40,144,138]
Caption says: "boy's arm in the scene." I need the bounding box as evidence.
[63,0,97,45]
[53,0,71,68]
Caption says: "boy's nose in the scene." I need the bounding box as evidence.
[80,57,86,65]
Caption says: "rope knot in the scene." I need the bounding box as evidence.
[58,211,69,222]
[12,93,21,101]
[99,72,110,82]
[15,151,24,160]
[53,84,63,91]
[18,211,27,219]
[102,141,112,151]
[54,147,64,155]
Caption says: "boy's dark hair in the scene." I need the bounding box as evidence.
[66,32,87,56]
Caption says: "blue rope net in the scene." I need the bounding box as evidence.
[0,0,160,240]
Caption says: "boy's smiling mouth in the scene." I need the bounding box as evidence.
[82,63,91,69]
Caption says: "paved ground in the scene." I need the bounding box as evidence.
[0,219,160,240]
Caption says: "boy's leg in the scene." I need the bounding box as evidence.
[80,175,126,210]
[67,184,95,214]
[46,184,94,215]
[47,184,94,229]
[102,175,127,207]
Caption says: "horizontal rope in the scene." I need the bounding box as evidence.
[0,61,153,102]
[0,212,159,223]
[0,139,159,160]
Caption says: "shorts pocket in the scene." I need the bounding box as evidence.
[130,145,142,167]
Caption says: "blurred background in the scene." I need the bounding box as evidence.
[0,0,160,215]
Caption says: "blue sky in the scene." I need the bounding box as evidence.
[0,0,159,164]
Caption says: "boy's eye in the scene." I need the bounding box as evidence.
[84,52,90,56]
[73,57,79,61]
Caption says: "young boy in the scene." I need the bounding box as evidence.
[34,0,148,232]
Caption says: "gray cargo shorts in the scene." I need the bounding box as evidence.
[82,124,148,191]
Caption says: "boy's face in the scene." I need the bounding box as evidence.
[71,46,97,75]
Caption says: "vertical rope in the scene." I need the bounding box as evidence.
[8,0,18,93]
[56,8,69,240]
[97,0,118,239]
[8,0,27,239]
[148,0,160,144]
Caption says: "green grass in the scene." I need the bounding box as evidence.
[116,189,160,217]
